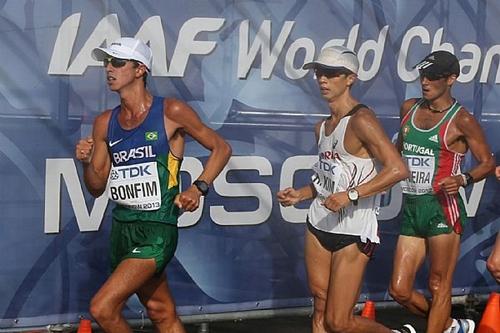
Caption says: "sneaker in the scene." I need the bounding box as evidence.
[392,324,417,333]
[454,319,475,333]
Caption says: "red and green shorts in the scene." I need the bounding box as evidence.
[401,193,467,237]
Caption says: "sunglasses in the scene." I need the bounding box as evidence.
[419,70,449,81]
[103,56,133,68]
[314,68,352,78]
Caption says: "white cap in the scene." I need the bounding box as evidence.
[93,37,152,71]
[303,46,359,74]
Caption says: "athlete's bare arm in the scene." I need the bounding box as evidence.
[75,111,112,197]
[277,120,322,206]
[164,98,231,211]
[351,108,409,197]
[322,107,408,213]
[438,108,495,194]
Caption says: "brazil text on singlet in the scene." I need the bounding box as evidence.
[106,96,181,224]
[399,99,464,195]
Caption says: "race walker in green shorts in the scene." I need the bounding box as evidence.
[75,37,231,333]
[389,50,495,333]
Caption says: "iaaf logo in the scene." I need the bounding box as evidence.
[47,12,390,81]
[47,12,500,83]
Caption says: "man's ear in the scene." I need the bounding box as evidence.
[447,74,458,85]
[136,64,147,77]
[347,73,357,87]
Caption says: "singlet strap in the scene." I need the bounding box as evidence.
[401,99,425,125]
[345,103,368,117]
[321,104,368,141]
[441,100,461,121]
[318,120,326,143]
[441,100,463,151]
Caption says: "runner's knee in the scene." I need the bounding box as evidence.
[144,298,176,324]
[389,280,412,304]
[310,289,327,312]
[428,274,451,297]
[487,255,500,280]
[324,313,352,333]
[90,296,117,323]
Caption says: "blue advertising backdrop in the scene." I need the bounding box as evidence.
[0,0,499,329]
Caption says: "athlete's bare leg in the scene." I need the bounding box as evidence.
[389,235,429,316]
[90,258,157,333]
[426,232,461,333]
[306,229,394,333]
[325,243,394,333]
[305,229,330,333]
[487,232,500,282]
[137,273,186,333]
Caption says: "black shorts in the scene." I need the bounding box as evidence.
[307,220,376,258]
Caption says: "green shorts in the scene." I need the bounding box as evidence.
[110,219,178,274]
[401,194,467,237]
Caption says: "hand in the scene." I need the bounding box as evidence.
[322,192,350,212]
[174,185,202,212]
[75,137,94,164]
[277,187,301,207]
[496,166,500,180]
[438,175,463,195]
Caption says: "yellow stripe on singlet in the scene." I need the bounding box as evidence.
[167,151,181,189]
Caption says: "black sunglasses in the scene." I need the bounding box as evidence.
[314,68,352,78]
[103,56,132,68]
[419,70,449,81]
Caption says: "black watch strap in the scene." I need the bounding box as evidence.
[463,172,473,187]
[193,180,209,196]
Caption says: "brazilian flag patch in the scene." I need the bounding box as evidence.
[145,131,158,141]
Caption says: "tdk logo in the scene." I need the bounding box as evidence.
[117,165,152,179]
[406,156,432,167]
[319,160,337,174]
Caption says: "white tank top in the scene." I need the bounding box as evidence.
[307,111,380,243]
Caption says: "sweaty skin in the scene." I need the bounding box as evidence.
[75,49,231,333]
[278,63,408,333]
[390,70,494,333]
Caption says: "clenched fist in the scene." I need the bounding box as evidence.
[76,137,94,164]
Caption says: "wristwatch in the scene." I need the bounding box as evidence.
[193,180,209,196]
[461,172,473,187]
[347,188,359,206]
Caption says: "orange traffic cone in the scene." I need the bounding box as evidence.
[77,318,92,333]
[361,300,376,320]
[477,292,500,333]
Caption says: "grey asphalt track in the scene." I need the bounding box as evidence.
[179,302,486,333]
[7,298,488,332]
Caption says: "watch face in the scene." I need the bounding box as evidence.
[348,189,358,201]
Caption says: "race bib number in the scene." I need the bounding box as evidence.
[311,159,341,200]
[107,161,161,211]
[401,154,435,195]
